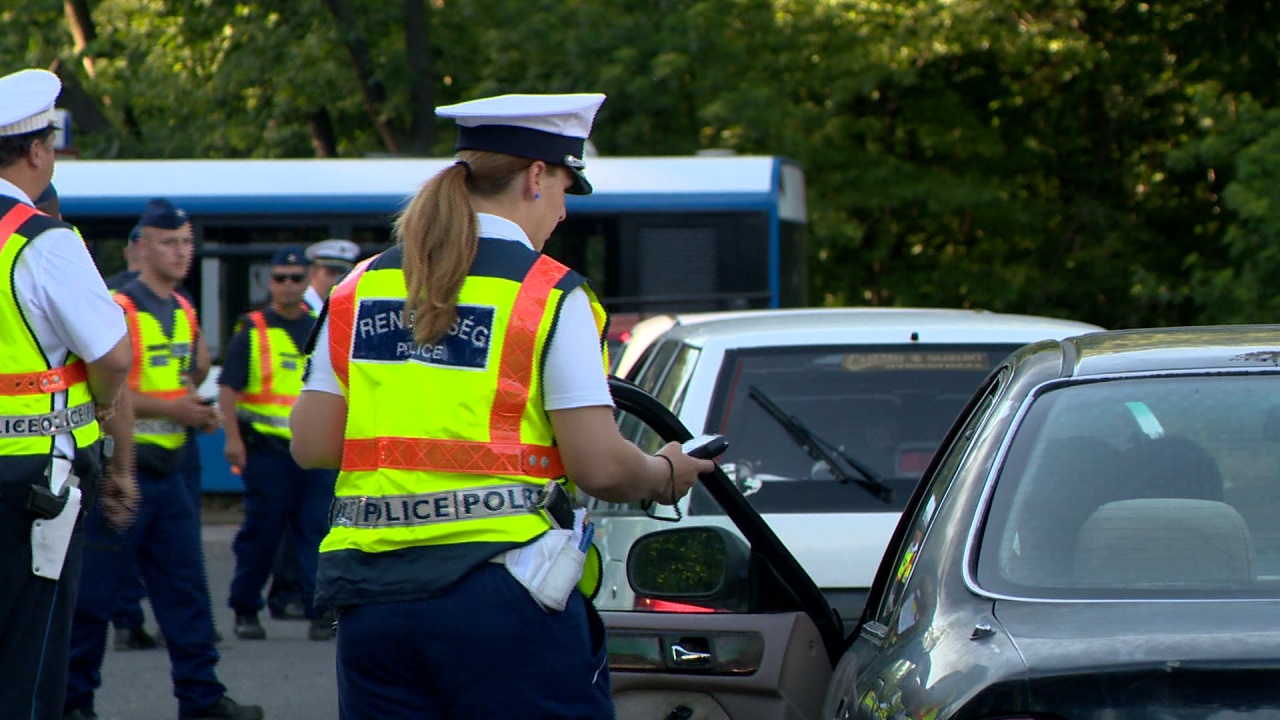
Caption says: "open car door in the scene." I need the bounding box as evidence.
[601,378,845,720]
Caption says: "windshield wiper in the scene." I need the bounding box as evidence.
[747,385,894,504]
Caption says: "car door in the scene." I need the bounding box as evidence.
[822,369,1009,720]
[602,378,843,720]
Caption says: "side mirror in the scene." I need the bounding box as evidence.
[626,526,751,612]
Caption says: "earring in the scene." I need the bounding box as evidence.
[534,193,541,200]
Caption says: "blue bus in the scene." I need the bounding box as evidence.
[52,155,809,490]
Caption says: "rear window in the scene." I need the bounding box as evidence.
[978,374,1280,600]
[691,344,1019,515]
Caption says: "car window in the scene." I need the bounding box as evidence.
[978,373,1280,599]
[875,369,1006,625]
[635,340,680,395]
[655,344,700,414]
[692,344,1021,516]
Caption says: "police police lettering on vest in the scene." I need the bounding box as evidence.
[0,67,136,720]
[289,92,715,720]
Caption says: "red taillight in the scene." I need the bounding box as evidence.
[634,597,719,613]
[619,331,632,343]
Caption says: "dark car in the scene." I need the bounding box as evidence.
[608,326,1280,719]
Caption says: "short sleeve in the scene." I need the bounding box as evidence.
[302,316,344,396]
[217,325,252,391]
[542,287,612,411]
[30,228,127,362]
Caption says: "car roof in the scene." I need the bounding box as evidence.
[656,307,1104,349]
[1062,324,1280,376]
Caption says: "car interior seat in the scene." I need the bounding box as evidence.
[1073,498,1254,589]
[1000,436,1127,587]
[1116,434,1225,503]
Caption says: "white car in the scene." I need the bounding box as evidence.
[591,307,1103,619]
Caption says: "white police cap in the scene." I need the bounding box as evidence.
[0,69,61,138]
[305,238,360,268]
[436,93,606,195]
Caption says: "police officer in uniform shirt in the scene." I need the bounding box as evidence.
[108,202,204,653]
[220,246,337,642]
[290,93,714,719]
[63,199,264,719]
[0,68,136,720]
[302,238,359,312]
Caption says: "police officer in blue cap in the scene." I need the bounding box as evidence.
[291,93,713,719]
[107,203,203,653]
[220,246,336,642]
[65,199,263,719]
[0,67,136,720]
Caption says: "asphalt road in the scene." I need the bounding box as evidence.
[93,519,340,720]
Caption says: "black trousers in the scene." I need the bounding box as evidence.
[0,450,99,720]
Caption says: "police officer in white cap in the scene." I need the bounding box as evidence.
[0,68,136,720]
[290,93,713,718]
[301,238,359,312]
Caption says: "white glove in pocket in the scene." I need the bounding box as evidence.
[503,528,587,612]
[31,485,81,580]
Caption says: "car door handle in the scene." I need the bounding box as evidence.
[670,643,712,665]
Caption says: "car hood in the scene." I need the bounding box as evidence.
[993,600,1280,716]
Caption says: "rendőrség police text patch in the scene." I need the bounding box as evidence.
[351,299,494,370]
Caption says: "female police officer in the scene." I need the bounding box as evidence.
[290,93,713,719]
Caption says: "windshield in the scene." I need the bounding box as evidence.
[978,373,1280,600]
[692,344,1019,515]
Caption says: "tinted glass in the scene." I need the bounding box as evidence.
[978,373,1280,599]
[692,344,1020,515]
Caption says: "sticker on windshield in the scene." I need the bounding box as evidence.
[842,352,989,372]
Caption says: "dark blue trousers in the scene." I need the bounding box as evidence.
[111,434,201,630]
[0,465,95,720]
[228,445,335,618]
[65,466,224,716]
[335,564,613,720]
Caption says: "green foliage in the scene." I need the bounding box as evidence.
[5,0,1280,328]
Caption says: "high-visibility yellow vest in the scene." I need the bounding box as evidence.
[0,200,100,459]
[234,309,312,440]
[322,241,608,592]
[113,289,198,452]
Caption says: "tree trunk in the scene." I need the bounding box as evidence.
[63,0,98,78]
[49,58,115,137]
[400,0,435,155]
[322,0,401,154]
[308,108,338,158]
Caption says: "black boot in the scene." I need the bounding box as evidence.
[178,695,264,720]
[113,625,160,651]
[232,612,266,640]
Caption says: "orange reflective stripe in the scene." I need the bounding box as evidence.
[173,293,198,341]
[246,311,273,395]
[0,360,87,396]
[328,259,372,388]
[342,437,564,479]
[241,391,294,406]
[113,294,144,390]
[0,202,37,255]
[490,256,568,444]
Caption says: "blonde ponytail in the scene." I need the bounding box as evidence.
[394,150,538,346]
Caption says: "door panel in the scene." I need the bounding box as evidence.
[605,610,832,720]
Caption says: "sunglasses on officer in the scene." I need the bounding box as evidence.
[270,273,307,283]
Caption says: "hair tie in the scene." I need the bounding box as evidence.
[454,160,473,180]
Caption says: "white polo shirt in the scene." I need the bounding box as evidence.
[303,213,612,410]
[0,178,128,457]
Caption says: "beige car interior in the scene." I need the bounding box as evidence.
[605,610,833,720]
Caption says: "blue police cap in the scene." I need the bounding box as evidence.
[270,245,309,267]
[139,198,190,229]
